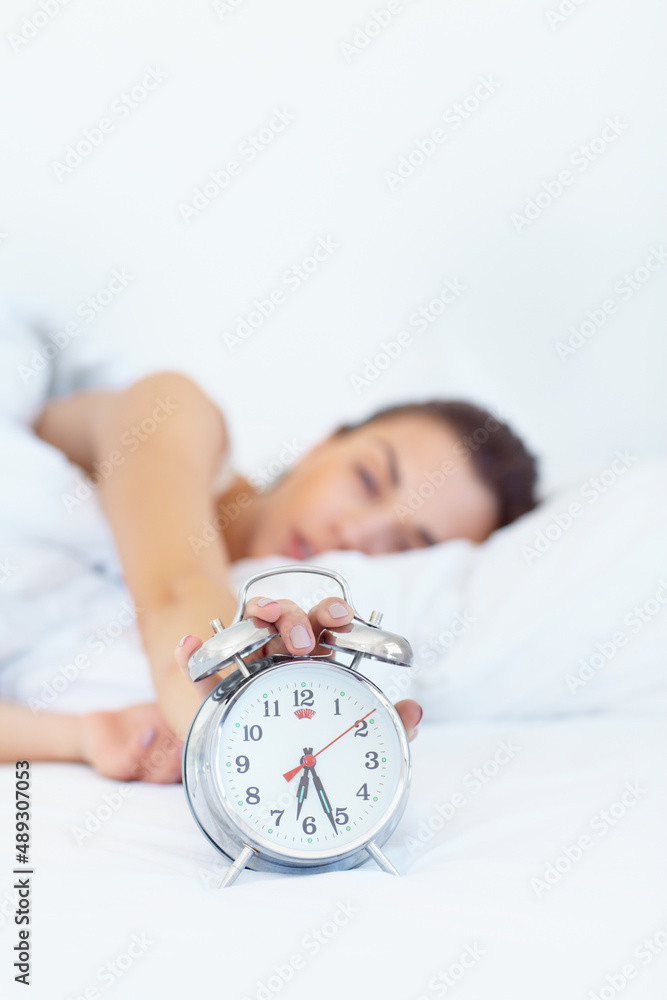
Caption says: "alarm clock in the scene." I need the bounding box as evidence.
[182,565,413,888]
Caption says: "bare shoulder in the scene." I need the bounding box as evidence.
[111,371,228,454]
[33,370,227,475]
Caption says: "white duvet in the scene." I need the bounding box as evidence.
[1,319,666,999]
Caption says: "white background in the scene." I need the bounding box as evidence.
[1,0,665,494]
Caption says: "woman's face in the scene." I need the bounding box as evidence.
[244,414,500,560]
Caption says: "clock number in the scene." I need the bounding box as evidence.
[242,725,263,741]
[245,787,260,805]
[263,700,280,717]
[333,698,341,716]
[354,719,368,738]
[356,783,370,801]
[293,689,314,707]
[365,751,379,769]
[335,807,349,825]
[235,755,250,773]
[270,809,284,827]
[302,816,316,835]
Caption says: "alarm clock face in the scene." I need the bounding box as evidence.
[207,660,409,861]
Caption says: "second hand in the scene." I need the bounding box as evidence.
[283,708,376,782]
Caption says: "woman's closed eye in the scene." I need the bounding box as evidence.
[355,464,379,497]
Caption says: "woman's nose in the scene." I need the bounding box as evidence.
[335,509,399,554]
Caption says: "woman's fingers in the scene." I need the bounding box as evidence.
[242,596,283,625]
[81,703,184,784]
[128,723,183,784]
[172,626,421,755]
[308,597,354,638]
[243,597,316,656]
[395,699,423,741]
[174,633,204,675]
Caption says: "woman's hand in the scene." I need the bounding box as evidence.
[175,596,423,741]
[79,703,183,783]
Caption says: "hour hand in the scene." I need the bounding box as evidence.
[295,749,312,821]
[310,764,338,834]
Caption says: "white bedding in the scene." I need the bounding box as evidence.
[1,328,667,999]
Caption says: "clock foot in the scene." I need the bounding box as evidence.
[220,844,255,888]
[366,841,400,876]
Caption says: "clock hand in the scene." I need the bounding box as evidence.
[283,708,377,782]
[309,763,338,833]
[295,748,312,821]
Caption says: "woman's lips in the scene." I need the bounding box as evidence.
[285,530,314,560]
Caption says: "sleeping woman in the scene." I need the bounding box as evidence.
[0,372,537,781]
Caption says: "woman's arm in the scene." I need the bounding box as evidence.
[0,702,182,781]
[32,387,118,474]
[0,703,82,762]
[86,371,238,738]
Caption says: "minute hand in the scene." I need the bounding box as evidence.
[309,764,338,833]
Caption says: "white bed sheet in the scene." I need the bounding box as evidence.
[1,716,666,1000]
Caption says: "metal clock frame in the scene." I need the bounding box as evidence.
[182,565,413,888]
